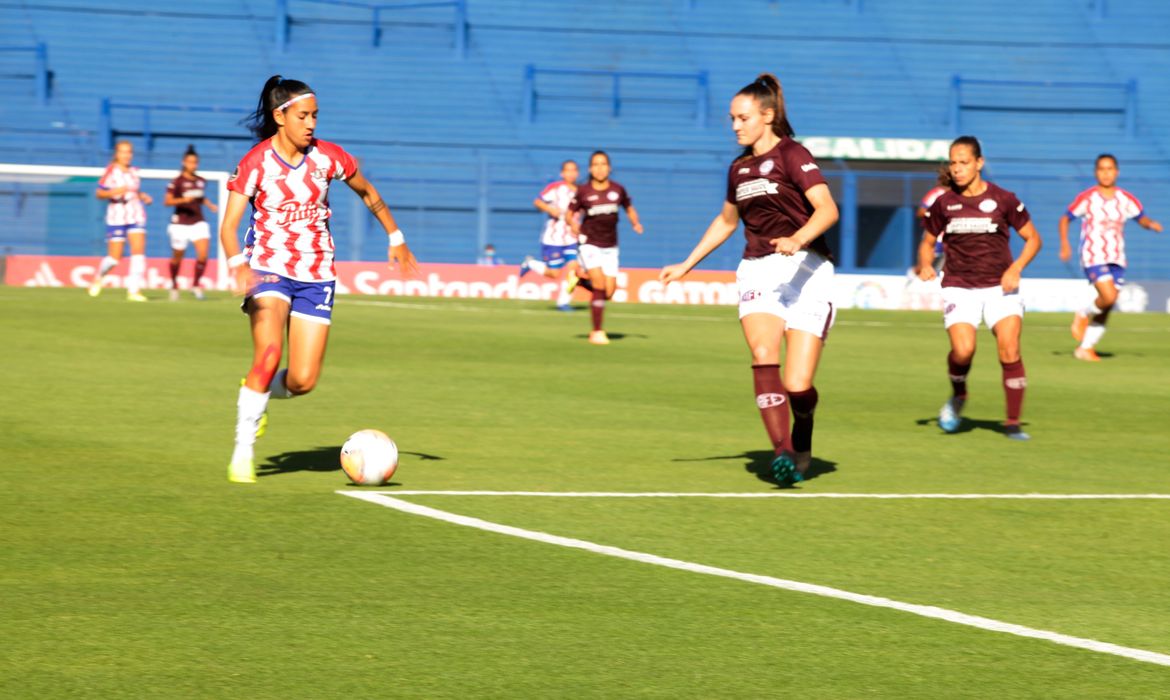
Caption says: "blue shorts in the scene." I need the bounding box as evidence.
[541,243,578,269]
[106,223,145,241]
[245,272,336,325]
[1084,263,1125,286]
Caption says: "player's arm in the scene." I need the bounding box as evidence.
[1002,220,1042,294]
[917,231,938,281]
[1058,212,1074,261]
[95,185,126,199]
[204,199,219,214]
[219,190,253,295]
[1138,215,1163,233]
[533,198,561,218]
[773,183,838,255]
[568,209,583,237]
[163,189,188,207]
[659,202,739,283]
[345,168,419,277]
[625,204,644,234]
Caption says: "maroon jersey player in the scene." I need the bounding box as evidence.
[919,135,1042,440]
[568,151,643,345]
[660,73,840,485]
[163,145,218,300]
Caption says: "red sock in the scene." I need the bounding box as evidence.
[193,259,207,288]
[169,259,181,289]
[590,288,605,331]
[948,351,971,399]
[1001,359,1026,424]
[788,387,818,454]
[752,364,792,455]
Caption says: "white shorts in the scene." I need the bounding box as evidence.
[167,221,211,251]
[941,285,1024,329]
[736,251,837,339]
[578,244,619,278]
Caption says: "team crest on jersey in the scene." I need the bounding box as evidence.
[607,191,619,202]
[759,159,774,175]
[312,167,331,182]
[979,199,998,213]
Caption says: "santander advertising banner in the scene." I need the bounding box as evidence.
[5,254,1158,313]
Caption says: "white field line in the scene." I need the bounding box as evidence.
[339,490,1170,668]
[354,490,1170,500]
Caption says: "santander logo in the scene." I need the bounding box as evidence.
[277,201,320,227]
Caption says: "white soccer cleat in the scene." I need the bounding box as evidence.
[126,292,148,303]
[588,330,610,345]
[169,289,180,302]
[228,445,256,483]
[87,280,102,297]
[939,396,965,433]
[192,287,206,301]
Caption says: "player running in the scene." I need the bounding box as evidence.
[88,140,154,301]
[220,75,419,483]
[568,150,643,344]
[1059,154,1162,361]
[164,145,218,301]
[519,159,582,311]
[660,73,839,485]
[919,136,1042,440]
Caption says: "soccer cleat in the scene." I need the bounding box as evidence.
[588,330,610,345]
[126,291,148,302]
[794,451,812,477]
[1070,312,1089,342]
[88,280,103,297]
[938,396,965,433]
[770,452,802,486]
[556,304,574,312]
[565,269,580,293]
[169,289,180,302]
[1004,424,1031,441]
[1073,347,1101,362]
[519,256,533,278]
[228,453,257,483]
[192,286,206,301]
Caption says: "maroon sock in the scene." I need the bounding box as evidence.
[193,259,207,288]
[948,351,971,399]
[590,288,606,331]
[788,387,818,454]
[1001,359,1026,424]
[169,260,181,289]
[752,364,792,455]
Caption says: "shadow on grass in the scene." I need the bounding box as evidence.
[572,332,647,342]
[1050,349,1118,358]
[673,450,838,489]
[915,416,1029,436]
[258,446,443,479]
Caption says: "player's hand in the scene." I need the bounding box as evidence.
[1150,220,1164,233]
[388,243,420,278]
[1059,242,1071,262]
[633,222,644,234]
[771,236,803,256]
[230,262,256,297]
[1001,266,1022,294]
[918,265,937,282]
[140,193,153,205]
[659,263,689,285]
[548,206,562,219]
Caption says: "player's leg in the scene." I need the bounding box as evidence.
[938,287,979,433]
[783,329,825,478]
[231,295,289,482]
[125,229,147,301]
[991,314,1028,439]
[587,264,610,344]
[1076,274,1119,360]
[555,248,577,309]
[270,280,335,398]
[191,236,210,300]
[743,312,797,483]
[90,236,124,296]
[168,243,185,302]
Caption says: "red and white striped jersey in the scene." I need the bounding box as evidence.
[1066,187,1144,267]
[99,165,146,227]
[538,180,577,246]
[228,137,358,282]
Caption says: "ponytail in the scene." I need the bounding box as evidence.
[244,75,314,141]
[734,73,795,159]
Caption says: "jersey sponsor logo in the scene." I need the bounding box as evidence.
[735,178,780,201]
[759,159,774,175]
[737,167,750,174]
[800,162,819,173]
[607,191,619,202]
[946,204,962,211]
[1016,202,1026,212]
[586,203,620,217]
[756,393,786,409]
[979,199,998,213]
[587,195,599,201]
[741,289,761,302]
[945,217,998,234]
[315,303,332,311]
[276,201,321,227]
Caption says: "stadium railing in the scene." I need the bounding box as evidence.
[0,43,50,105]
[275,0,468,56]
[98,99,250,152]
[522,65,710,127]
[950,75,1137,138]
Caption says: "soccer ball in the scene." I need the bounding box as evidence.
[340,429,399,485]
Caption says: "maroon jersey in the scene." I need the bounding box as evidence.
[925,182,1031,289]
[726,139,833,260]
[166,174,208,225]
[569,181,630,249]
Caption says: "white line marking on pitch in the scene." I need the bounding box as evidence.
[339,491,1170,668]
[360,490,1170,500]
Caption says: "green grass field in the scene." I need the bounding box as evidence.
[3,287,1169,698]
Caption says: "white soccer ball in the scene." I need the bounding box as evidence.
[340,429,399,485]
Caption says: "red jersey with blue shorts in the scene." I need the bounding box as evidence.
[99,164,146,239]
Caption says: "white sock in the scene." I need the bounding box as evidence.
[267,369,294,399]
[1081,302,1102,317]
[556,282,571,307]
[1081,323,1106,349]
[529,260,548,275]
[98,256,118,277]
[235,385,270,447]
[127,254,145,294]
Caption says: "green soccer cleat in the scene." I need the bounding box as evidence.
[228,452,256,483]
[771,452,803,486]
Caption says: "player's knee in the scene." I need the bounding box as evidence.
[1099,288,1119,307]
[996,344,1020,364]
[285,372,317,395]
[750,345,779,365]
